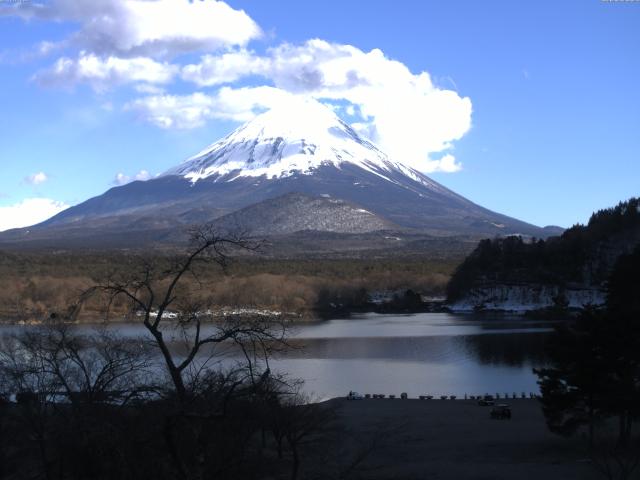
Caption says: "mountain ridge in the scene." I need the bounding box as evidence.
[209,192,396,236]
[0,98,558,251]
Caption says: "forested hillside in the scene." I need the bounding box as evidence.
[447,198,640,309]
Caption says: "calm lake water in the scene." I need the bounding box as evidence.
[0,312,554,400]
[275,312,553,400]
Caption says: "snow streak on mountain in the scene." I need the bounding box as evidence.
[163,97,443,191]
[0,97,558,250]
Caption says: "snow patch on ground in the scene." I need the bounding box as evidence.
[449,284,606,313]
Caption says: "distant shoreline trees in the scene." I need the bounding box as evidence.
[447,197,640,304]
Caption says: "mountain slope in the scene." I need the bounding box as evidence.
[163,96,402,182]
[210,192,395,236]
[0,98,554,250]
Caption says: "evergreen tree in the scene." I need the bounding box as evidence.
[535,245,640,448]
[534,307,611,446]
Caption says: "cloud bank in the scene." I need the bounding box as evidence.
[0,198,70,232]
[1,0,261,57]
[34,53,178,91]
[112,170,153,186]
[24,171,48,185]
[4,0,472,173]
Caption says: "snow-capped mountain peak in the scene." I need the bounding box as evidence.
[0,98,550,247]
[163,97,424,184]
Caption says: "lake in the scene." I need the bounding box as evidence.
[274,312,553,400]
[0,312,555,400]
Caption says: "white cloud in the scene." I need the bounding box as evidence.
[214,86,296,121]
[4,1,472,173]
[136,170,152,181]
[6,0,261,90]
[34,52,178,91]
[24,171,48,185]
[425,154,462,173]
[0,198,70,232]
[2,0,261,57]
[134,83,166,95]
[38,41,59,56]
[112,170,152,186]
[113,173,130,186]
[125,93,217,129]
[267,40,472,171]
[181,50,269,86]
[125,87,294,128]
[177,39,473,172]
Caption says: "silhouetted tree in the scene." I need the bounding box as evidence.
[535,245,640,479]
[601,246,640,449]
[0,225,349,480]
[0,321,155,479]
[87,224,288,403]
[83,225,299,480]
[534,307,611,446]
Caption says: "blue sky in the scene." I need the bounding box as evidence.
[0,0,638,231]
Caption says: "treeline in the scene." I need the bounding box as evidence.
[447,197,640,302]
[0,254,457,322]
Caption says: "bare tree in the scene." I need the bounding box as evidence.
[2,323,153,404]
[0,225,338,480]
[67,225,300,480]
[590,437,640,480]
[0,321,154,479]
[84,224,288,403]
[269,390,338,480]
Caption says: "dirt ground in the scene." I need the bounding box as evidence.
[325,398,598,480]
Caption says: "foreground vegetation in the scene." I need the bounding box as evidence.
[535,246,640,480]
[0,321,349,480]
[0,226,377,480]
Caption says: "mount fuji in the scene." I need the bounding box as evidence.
[0,98,560,251]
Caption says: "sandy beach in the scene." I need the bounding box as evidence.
[325,397,597,480]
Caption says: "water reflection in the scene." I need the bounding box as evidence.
[459,332,550,367]
[282,332,550,366]
[0,312,554,399]
[271,313,554,398]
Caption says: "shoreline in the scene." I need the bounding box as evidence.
[0,304,570,325]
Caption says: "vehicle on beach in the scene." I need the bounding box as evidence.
[347,391,364,400]
[490,404,512,419]
[477,395,495,406]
